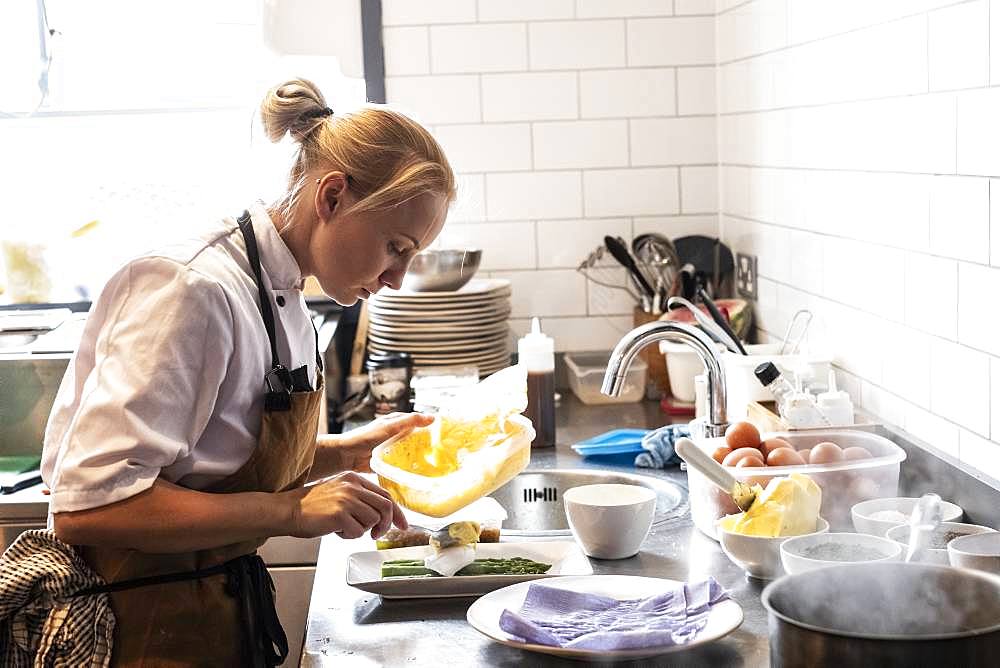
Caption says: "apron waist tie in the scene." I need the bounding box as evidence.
[72,553,289,667]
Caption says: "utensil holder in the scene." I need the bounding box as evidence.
[633,306,669,393]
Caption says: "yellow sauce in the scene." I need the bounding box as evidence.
[380,414,513,477]
[376,416,528,518]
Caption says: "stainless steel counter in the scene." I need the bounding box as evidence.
[301,397,771,667]
[0,483,49,521]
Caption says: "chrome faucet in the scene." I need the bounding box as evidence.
[602,320,728,439]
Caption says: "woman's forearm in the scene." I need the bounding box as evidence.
[307,434,347,481]
[52,479,296,553]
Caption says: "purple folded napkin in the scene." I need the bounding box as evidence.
[498,578,728,651]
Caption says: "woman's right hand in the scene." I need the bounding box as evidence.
[288,472,407,540]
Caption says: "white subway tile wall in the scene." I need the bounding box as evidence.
[430,23,528,73]
[385,4,720,354]
[718,0,1000,482]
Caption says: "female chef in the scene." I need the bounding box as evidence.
[40,78,454,666]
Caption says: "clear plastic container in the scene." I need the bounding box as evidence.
[565,351,646,405]
[370,413,535,518]
[687,429,906,539]
[720,344,832,421]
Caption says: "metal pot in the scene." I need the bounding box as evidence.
[762,562,1000,667]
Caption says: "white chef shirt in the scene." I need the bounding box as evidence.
[42,203,319,513]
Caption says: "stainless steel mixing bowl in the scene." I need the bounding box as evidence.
[401,249,482,292]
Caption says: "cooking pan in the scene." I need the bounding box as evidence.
[762,562,1000,667]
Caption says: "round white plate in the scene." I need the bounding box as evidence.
[400,351,510,366]
[369,295,510,312]
[368,306,511,324]
[368,304,510,318]
[398,348,511,364]
[416,360,509,376]
[368,348,510,364]
[373,293,511,310]
[368,339,509,355]
[377,278,511,300]
[367,327,511,342]
[369,319,510,334]
[466,575,743,661]
[368,331,509,350]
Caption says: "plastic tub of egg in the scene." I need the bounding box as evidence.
[687,422,906,539]
[370,414,535,518]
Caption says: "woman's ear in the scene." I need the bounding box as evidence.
[316,172,349,222]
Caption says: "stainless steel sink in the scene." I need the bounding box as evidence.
[490,469,688,537]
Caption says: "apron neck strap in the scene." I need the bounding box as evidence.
[238,210,292,411]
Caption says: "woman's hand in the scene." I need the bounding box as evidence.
[317,412,435,474]
[288,471,408,540]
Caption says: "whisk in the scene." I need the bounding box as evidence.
[576,245,642,304]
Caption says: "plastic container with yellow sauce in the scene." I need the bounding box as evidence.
[370,413,535,518]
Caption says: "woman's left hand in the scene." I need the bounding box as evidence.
[317,412,435,473]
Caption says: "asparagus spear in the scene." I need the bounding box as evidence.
[380,557,551,579]
[455,558,551,576]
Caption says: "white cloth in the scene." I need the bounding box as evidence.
[0,529,113,667]
[42,203,318,513]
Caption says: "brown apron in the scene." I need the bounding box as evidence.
[77,211,324,667]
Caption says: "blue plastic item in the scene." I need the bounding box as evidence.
[571,429,649,456]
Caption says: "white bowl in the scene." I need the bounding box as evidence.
[563,483,656,560]
[851,497,963,537]
[886,522,996,565]
[948,532,1000,574]
[717,517,830,580]
[659,341,727,402]
[780,532,901,574]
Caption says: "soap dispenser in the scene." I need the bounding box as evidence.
[518,317,556,448]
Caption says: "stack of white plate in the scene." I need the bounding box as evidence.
[368,278,513,375]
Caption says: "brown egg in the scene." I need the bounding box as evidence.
[760,437,793,457]
[725,421,762,451]
[711,445,733,464]
[842,446,873,460]
[798,447,812,462]
[723,447,765,467]
[736,457,765,468]
[809,441,844,464]
[767,447,806,467]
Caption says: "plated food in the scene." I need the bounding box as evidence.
[381,557,550,578]
[347,540,592,599]
[376,521,550,579]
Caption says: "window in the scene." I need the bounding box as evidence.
[0,0,365,302]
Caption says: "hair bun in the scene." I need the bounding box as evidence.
[259,79,331,143]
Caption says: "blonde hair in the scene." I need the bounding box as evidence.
[260,78,455,220]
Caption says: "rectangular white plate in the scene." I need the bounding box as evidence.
[346,541,593,599]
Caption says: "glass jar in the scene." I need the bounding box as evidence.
[367,352,413,416]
